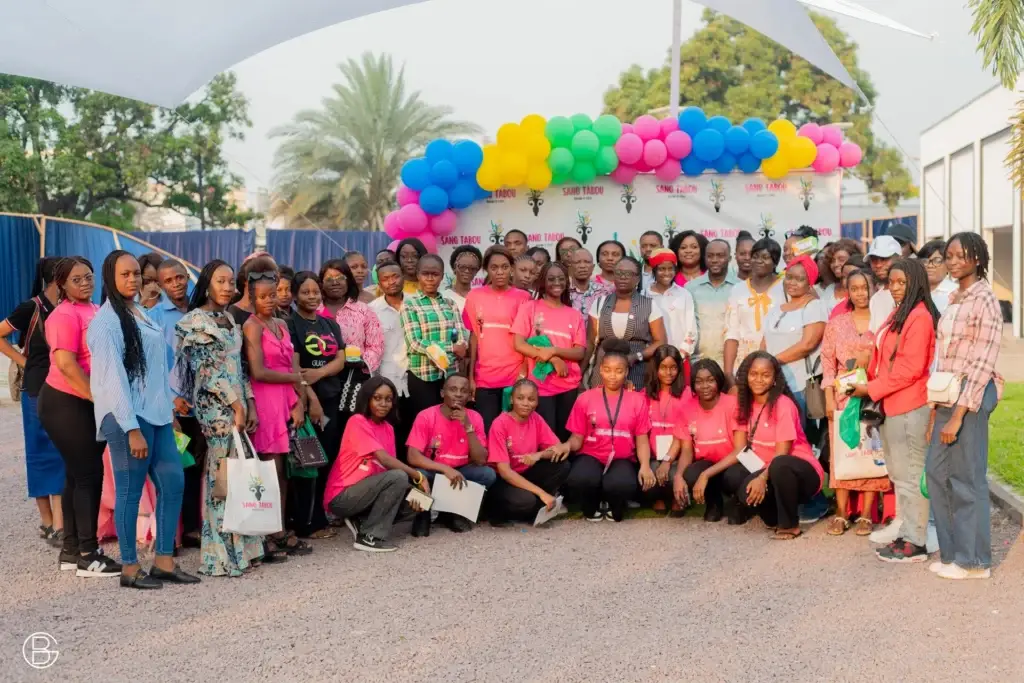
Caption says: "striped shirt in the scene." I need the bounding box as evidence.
[87,302,174,439]
[935,280,1004,412]
[400,291,467,382]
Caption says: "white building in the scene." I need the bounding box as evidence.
[920,81,1021,335]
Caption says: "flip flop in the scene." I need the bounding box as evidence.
[771,529,803,541]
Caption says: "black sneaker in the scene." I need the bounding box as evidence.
[585,510,604,522]
[727,503,750,526]
[442,514,472,533]
[876,538,928,564]
[704,502,724,523]
[411,512,431,537]
[353,533,397,553]
[58,550,79,571]
[120,569,163,590]
[76,550,122,577]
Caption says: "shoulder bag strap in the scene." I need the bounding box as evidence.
[24,297,42,347]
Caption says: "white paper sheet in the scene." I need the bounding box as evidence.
[533,496,567,527]
[431,477,485,522]
[655,434,674,461]
[737,448,766,474]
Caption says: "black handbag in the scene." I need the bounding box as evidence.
[803,355,826,420]
[288,417,328,470]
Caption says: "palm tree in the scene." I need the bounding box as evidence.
[269,52,480,230]
[970,0,1024,184]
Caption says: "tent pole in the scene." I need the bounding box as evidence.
[669,0,682,119]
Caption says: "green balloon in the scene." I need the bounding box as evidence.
[571,130,600,162]
[571,160,597,185]
[551,172,569,186]
[545,116,574,148]
[593,115,623,146]
[570,113,593,133]
[594,146,619,175]
[547,147,575,175]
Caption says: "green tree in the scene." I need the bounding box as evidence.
[269,52,480,231]
[603,10,917,212]
[0,72,255,229]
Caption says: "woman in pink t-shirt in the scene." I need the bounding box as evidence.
[487,379,572,524]
[323,377,427,553]
[464,246,531,426]
[565,339,655,522]
[670,359,748,523]
[36,257,117,576]
[725,351,824,540]
[641,345,691,512]
[512,262,586,441]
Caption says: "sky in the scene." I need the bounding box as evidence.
[220,0,997,195]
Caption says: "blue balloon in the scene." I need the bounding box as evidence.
[749,130,779,160]
[452,140,484,175]
[449,178,477,209]
[682,156,706,177]
[429,160,458,189]
[724,126,750,155]
[419,185,449,216]
[678,106,707,136]
[737,152,761,174]
[713,153,737,174]
[693,129,725,163]
[474,185,492,200]
[401,158,431,191]
[742,118,767,134]
[707,115,731,133]
[425,139,454,164]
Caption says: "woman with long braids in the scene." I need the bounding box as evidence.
[88,251,197,589]
[849,259,937,564]
[38,257,122,576]
[175,260,264,576]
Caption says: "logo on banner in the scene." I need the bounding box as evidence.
[576,211,594,244]
[799,177,814,211]
[663,216,679,242]
[620,184,637,214]
[710,180,726,213]
[489,220,504,245]
[758,213,776,239]
[527,190,544,217]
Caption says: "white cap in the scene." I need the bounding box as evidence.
[868,235,901,259]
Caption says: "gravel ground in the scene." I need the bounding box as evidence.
[0,401,1021,683]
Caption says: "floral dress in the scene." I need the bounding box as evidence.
[175,309,264,576]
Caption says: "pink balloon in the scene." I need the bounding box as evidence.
[396,184,420,207]
[664,130,692,160]
[614,133,644,165]
[429,209,458,237]
[397,204,428,235]
[659,117,679,137]
[643,139,668,167]
[383,211,404,238]
[797,123,823,145]
[386,239,401,252]
[634,115,661,142]
[610,164,639,184]
[417,232,438,253]
[621,123,634,135]
[654,159,682,182]
[634,158,653,173]
[838,142,863,168]
[821,125,843,148]
[811,143,840,173]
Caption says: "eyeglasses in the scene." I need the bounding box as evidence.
[454,263,479,273]
[248,270,277,282]
[323,275,343,285]
[924,257,944,267]
[69,274,94,286]
[613,270,639,279]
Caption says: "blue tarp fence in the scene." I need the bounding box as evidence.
[135,229,255,271]
[266,230,392,273]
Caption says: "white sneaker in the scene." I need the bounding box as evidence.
[343,518,359,541]
[929,561,953,574]
[926,523,939,554]
[869,520,902,544]
[938,564,991,580]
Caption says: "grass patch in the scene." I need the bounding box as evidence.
[990,382,1024,494]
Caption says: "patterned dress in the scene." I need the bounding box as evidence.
[175,309,264,577]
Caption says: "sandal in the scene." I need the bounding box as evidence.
[826,516,850,536]
[771,529,803,540]
[277,531,313,557]
[261,538,289,563]
[308,528,337,540]
[854,517,874,536]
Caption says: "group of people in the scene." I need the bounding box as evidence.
[2,219,1003,589]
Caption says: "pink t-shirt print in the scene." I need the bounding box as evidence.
[44,300,99,399]
[323,415,393,506]
[463,286,530,389]
[646,388,691,442]
[674,393,739,463]
[511,299,586,397]
[739,394,824,491]
[487,411,560,474]
[566,388,651,467]
[406,405,486,469]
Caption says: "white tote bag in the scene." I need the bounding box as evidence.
[221,428,283,536]
[831,412,888,481]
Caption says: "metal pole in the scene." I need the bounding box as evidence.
[669,0,682,119]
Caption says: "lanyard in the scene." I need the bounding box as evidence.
[657,392,674,423]
[747,401,769,444]
[602,388,625,458]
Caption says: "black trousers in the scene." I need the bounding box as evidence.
[488,460,571,523]
[537,389,578,442]
[291,392,343,537]
[566,454,638,521]
[406,372,443,424]
[683,460,749,510]
[473,387,505,428]
[729,455,820,529]
[177,415,208,536]
[37,384,105,554]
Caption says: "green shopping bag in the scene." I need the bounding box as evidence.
[287,418,324,479]
[838,396,862,450]
[175,430,195,468]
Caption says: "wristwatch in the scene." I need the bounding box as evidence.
[636,352,644,363]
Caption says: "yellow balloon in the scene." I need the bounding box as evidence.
[788,137,817,169]
[768,119,797,141]
[501,152,528,186]
[482,144,501,165]
[497,123,525,151]
[524,135,551,162]
[520,114,547,137]
[526,163,552,191]
[476,163,503,192]
[761,154,789,179]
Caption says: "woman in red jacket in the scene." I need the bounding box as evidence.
[849,259,938,564]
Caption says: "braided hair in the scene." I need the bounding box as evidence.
[509,377,539,401]
[100,251,146,385]
[188,259,232,311]
[31,257,61,298]
[53,256,93,302]
[735,351,793,424]
[887,259,939,335]
[946,231,990,280]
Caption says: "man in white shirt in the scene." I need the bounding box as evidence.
[867,235,900,331]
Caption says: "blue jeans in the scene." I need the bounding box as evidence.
[101,414,185,565]
[419,464,498,489]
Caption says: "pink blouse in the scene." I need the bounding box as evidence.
[318,300,384,373]
[820,311,874,412]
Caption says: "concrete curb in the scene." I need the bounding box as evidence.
[988,476,1024,525]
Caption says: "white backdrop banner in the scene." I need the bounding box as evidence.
[438,171,842,276]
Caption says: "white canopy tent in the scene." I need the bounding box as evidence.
[0,0,932,109]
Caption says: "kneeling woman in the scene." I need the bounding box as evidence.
[643,345,691,512]
[323,377,427,552]
[487,379,572,524]
[727,351,824,539]
[565,339,656,522]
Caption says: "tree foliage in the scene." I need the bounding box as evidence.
[602,10,917,212]
[0,72,255,229]
[269,52,480,231]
